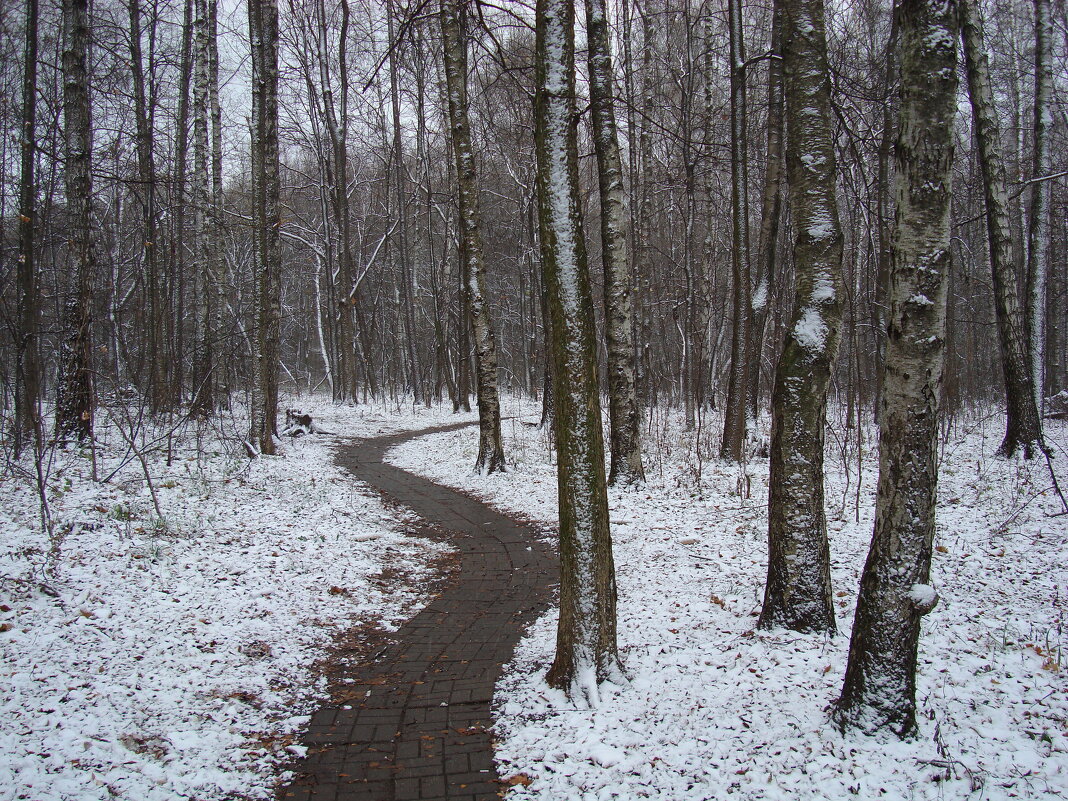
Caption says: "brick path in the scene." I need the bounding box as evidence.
[278,422,557,801]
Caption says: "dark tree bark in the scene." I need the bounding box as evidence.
[959,0,1044,458]
[758,0,844,634]
[249,0,282,454]
[720,0,752,461]
[127,0,164,413]
[14,0,41,457]
[835,0,958,738]
[441,0,506,473]
[55,0,95,444]
[585,0,643,484]
[536,0,622,701]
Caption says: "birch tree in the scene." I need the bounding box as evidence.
[720,0,752,461]
[1026,0,1052,408]
[14,0,41,457]
[959,0,1044,458]
[835,0,958,737]
[440,0,506,474]
[536,0,622,700]
[55,0,95,444]
[249,0,282,454]
[758,0,843,633]
[585,0,643,484]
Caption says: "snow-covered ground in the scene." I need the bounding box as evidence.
[0,396,473,801]
[390,403,1068,801]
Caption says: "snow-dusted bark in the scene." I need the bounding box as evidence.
[747,0,784,420]
[1026,0,1051,409]
[835,0,958,737]
[536,0,622,700]
[720,0,752,461]
[249,0,281,455]
[55,0,95,444]
[758,0,843,634]
[959,0,1044,458]
[585,0,643,485]
[440,0,506,474]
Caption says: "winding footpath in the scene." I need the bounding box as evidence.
[278,421,557,801]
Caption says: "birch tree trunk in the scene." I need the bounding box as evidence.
[536,0,622,701]
[835,0,958,737]
[1026,0,1051,409]
[720,0,752,461]
[758,0,843,633]
[191,0,213,415]
[55,0,95,444]
[127,0,163,413]
[15,0,41,457]
[747,0,784,420]
[249,0,281,455]
[440,0,505,473]
[585,0,644,485]
[959,0,1044,458]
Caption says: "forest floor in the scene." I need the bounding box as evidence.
[0,398,473,800]
[1,395,1066,800]
[390,402,1068,801]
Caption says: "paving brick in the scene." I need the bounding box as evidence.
[276,422,556,801]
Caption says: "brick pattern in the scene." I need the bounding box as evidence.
[278,423,557,800]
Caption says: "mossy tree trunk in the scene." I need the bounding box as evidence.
[536,0,622,702]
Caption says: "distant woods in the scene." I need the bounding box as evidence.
[1,0,1064,450]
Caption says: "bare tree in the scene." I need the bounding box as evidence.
[14,0,42,458]
[835,0,958,737]
[536,0,622,700]
[586,0,643,484]
[960,0,1044,458]
[249,0,282,454]
[55,0,95,444]
[441,0,506,473]
[758,0,844,633]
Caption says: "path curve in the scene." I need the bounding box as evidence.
[278,421,557,801]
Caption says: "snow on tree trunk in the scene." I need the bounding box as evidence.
[758,0,843,634]
[440,0,506,474]
[834,0,958,738]
[1026,0,1051,411]
[55,0,94,444]
[191,0,214,416]
[585,0,643,485]
[959,0,1044,458]
[536,0,622,702]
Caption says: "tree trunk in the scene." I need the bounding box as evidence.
[249,0,281,455]
[747,0,784,421]
[586,0,644,485]
[720,0,752,461]
[191,0,213,415]
[536,0,622,701]
[1026,0,1051,409]
[15,0,41,457]
[758,0,843,634]
[440,0,506,473]
[835,0,958,737]
[959,0,1044,457]
[55,0,95,444]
